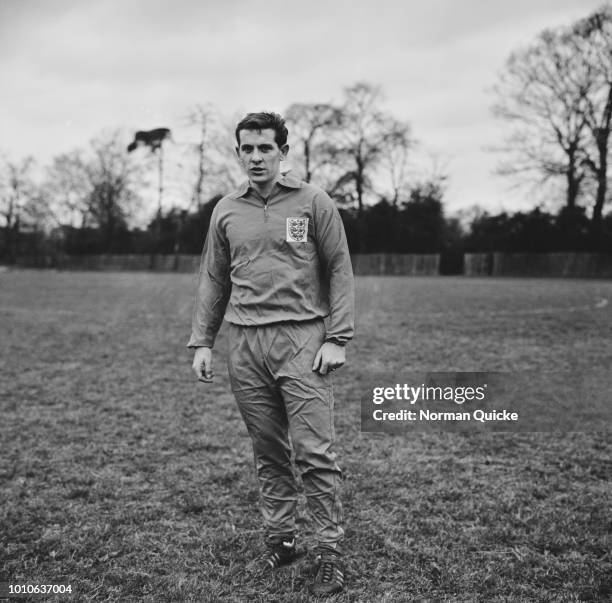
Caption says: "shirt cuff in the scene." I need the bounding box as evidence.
[186,334,215,348]
[324,337,347,347]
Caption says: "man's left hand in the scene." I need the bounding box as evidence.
[312,342,345,376]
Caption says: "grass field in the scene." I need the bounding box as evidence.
[1,270,611,602]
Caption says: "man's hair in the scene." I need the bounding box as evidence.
[235,112,288,148]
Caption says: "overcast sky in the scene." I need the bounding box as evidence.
[0,0,603,217]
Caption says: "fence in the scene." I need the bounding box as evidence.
[8,253,442,276]
[7,252,612,277]
[464,253,493,277]
[465,252,612,278]
[26,254,201,273]
[350,253,440,276]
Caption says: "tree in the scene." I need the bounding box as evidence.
[285,102,341,183]
[182,106,244,205]
[397,179,447,252]
[46,151,93,228]
[493,5,612,237]
[378,117,414,206]
[327,83,388,217]
[0,155,42,261]
[46,131,142,252]
[185,104,213,210]
[91,133,142,250]
[570,7,612,229]
[353,177,450,253]
[493,27,591,211]
[179,193,223,254]
[126,127,172,225]
[318,82,418,251]
[463,205,598,253]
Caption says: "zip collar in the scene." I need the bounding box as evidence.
[232,172,302,200]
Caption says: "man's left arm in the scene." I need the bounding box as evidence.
[311,191,355,375]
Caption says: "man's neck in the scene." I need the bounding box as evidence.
[250,173,281,200]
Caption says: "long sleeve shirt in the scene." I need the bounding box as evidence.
[188,173,355,348]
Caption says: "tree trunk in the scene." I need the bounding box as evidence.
[590,132,608,244]
[592,107,612,226]
[5,184,19,263]
[355,156,365,252]
[194,138,205,209]
[356,158,364,217]
[566,147,581,209]
[193,119,206,209]
[592,146,607,226]
[156,146,164,253]
[304,140,311,183]
[590,82,612,230]
[8,215,20,264]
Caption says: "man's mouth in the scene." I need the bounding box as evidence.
[250,168,265,174]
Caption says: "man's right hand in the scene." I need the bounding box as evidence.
[192,346,214,382]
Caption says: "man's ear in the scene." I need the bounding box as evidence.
[280,144,289,160]
[235,146,240,158]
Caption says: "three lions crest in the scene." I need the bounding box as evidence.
[286,217,309,243]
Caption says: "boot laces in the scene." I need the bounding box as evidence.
[317,553,343,584]
[320,557,335,583]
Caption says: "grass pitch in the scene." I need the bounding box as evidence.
[1,271,611,602]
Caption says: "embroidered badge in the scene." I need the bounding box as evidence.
[286,217,309,242]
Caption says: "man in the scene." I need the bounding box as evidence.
[188,112,354,596]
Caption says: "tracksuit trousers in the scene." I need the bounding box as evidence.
[227,318,344,547]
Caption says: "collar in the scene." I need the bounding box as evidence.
[233,171,302,199]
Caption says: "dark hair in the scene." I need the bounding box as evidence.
[235,112,288,148]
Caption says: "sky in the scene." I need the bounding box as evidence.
[0,0,605,219]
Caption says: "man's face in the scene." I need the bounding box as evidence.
[236,128,288,187]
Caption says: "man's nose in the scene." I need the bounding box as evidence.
[251,149,262,163]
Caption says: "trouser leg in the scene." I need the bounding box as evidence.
[228,320,344,547]
[227,324,297,540]
[274,320,344,547]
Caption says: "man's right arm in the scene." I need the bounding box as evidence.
[187,203,231,351]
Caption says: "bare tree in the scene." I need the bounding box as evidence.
[208,117,245,193]
[308,82,418,250]
[127,127,171,222]
[185,104,214,210]
[45,151,93,228]
[378,117,414,206]
[0,155,41,261]
[285,102,341,183]
[571,6,612,228]
[326,82,391,218]
[492,27,591,210]
[46,131,142,251]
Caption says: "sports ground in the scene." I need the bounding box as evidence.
[1,270,611,601]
